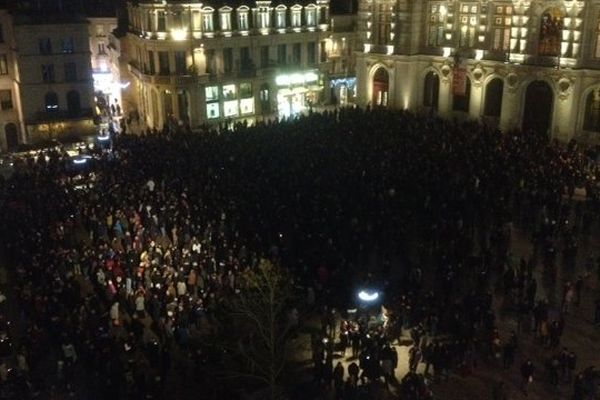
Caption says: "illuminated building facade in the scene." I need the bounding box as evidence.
[89,17,122,114]
[356,0,600,141]
[125,0,338,129]
[13,13,96,144]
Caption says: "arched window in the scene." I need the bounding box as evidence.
[66,90,81,115]
[453,77,471,112]
[539,8,564,57]
[584,88,600,133]
[45,91,59,112]
[423,71,439,109]
[483,78,504,117]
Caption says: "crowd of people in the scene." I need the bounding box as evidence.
[0,107,599,399]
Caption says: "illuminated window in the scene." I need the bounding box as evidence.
[206,102,219,119]
[539,7,564,57]
[238,7,249,30]
[222,84,236,101]
[291,6,302,27]
[202,9,214,32]
[224,100,239,117]
[458,3,479,48]
[492,5,512,52]
[192,11,202,31]
[205,86,219,101]
[259,6,270,29]
[306,5,317,27]
[427,2,451,47]
[276,6,286,28]
[220,9,232,31]
[240,98,254,114]
[376,4,390,45]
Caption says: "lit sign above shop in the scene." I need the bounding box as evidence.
[275,72,319,87]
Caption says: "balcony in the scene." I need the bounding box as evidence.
[32,109,94,124]
[129,62,203,86]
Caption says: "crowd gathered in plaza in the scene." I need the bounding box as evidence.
[0,107,600,399]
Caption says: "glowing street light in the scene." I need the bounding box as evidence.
[357,289,380,302]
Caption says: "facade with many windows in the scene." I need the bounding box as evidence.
[13,14,95,144]
[0,10,23,150]
[125,0,335,129]
[355,0,600,141]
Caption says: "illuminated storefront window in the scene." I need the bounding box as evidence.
[206,102,219,119]
[205,86,219,101]
[222,84,236,101]
[240,98,254,114]
[224,100,239,117]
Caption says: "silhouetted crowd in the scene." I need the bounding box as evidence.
[1,107,600,400]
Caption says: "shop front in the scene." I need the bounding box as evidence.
[275,71,322,118]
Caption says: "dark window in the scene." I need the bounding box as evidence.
[157,12,166,31]
[277,44,286,65]
[45,91,59,112]
[98,43,106,55]
[158,51,170,75]
[148,50,155,74]
[240,82,252,98]
[260,46,269,68]
[205,49,215,74]
[0,90,12,110]
[0,23,4,43]
[38,38,52,54]
[42,64,55,83]
[240,46,251,70]
[584,88,600,132]
[64,62,77,82]
[62,37,74,54]
[0,54,8,75]
[320,41,327,62]
[423,71,439,109]
[175,51,186,74]
[483,78,504,117]
[292,43,301,64]
[307,42,316,65]
[66,90,81,115]
[223,48,233,73]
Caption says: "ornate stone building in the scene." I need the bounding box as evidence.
[355,0,600,141]
[125,0,344,130]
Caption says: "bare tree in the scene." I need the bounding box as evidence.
[216,259,294,400]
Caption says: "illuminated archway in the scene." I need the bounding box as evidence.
[483,78,504,117]
[539,7,564,57]
[523,80,553,135]
[372,67,389,107]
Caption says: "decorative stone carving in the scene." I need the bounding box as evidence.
[506,72,519,92]
[440,64,451,83]
[557,76,573,101]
